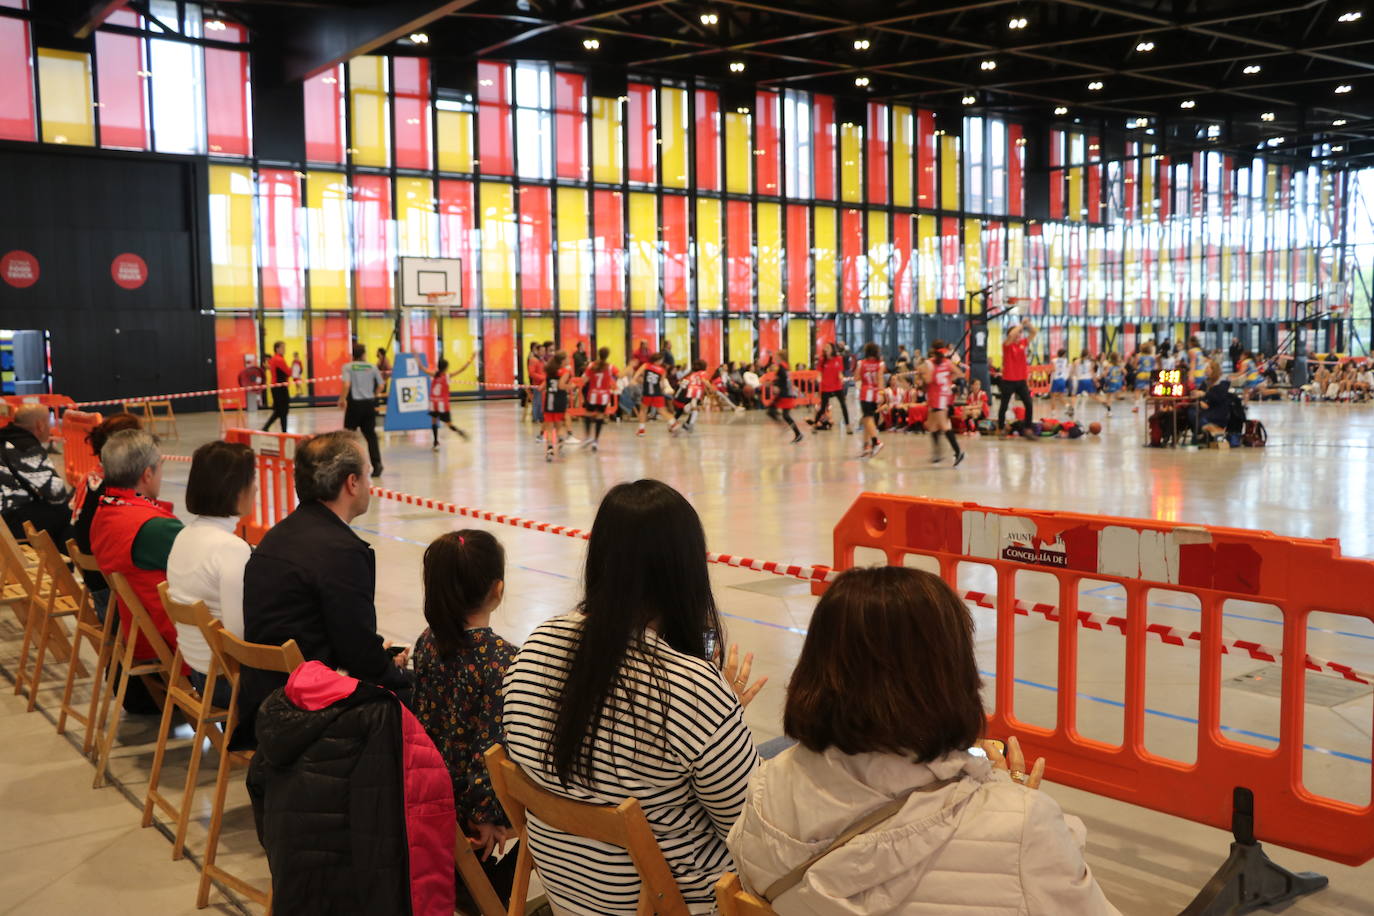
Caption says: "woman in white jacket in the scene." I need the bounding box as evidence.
[727,566,1120,915]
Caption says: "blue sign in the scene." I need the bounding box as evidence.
[383,352,433,431]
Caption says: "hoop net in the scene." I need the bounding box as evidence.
[423,290,456,319]
[1323,281,1350,317]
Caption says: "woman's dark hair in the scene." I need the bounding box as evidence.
[864,342,880,360]
[545,350,567,375]
[423,530,505,654]
[272,340,284,353]
[784,566,984,760]
[591,346,610,373]
[184,441,255,518]
[436,358,450,373]
[87,412,142,460]
[548,479,722,786]
[693,358,707,371]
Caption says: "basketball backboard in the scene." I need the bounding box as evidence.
[400,257,462,308]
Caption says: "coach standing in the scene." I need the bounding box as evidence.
[262,341,292,432]
[996,318,1038,431]
[339,344,386,478]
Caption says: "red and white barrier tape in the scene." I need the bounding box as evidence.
[963,591,1373,686]
[72,376,533,409]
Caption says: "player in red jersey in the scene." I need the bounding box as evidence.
[855,342,886,457]
[919,340,965,467]
[668,359,710,434]
[811,342,851,433]
[428,354,476,449]
[579,347,618,451]
[634,353,669,437]
[541,350,578,461]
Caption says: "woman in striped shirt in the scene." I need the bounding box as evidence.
[501,479,766,915]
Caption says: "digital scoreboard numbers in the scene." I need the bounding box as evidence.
[1150,368,1185,398]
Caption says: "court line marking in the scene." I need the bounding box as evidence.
[1080,584,1374,641]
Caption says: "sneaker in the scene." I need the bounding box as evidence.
[846,427,854,435]
[791,432,803,444]
[859,446,872,458]
[931,455,943,464]
[953,450,966,468]
[871,441,885,458]
[545,448,554,463]
[455,428,469,440]
[733,405,745,413]
[565,435,582,445]
[590,441,599,452]
[432,442,440,451]
[636,427,646,437]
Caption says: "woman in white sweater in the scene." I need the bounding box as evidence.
[727,566,1120,915]
[165,440,255,706]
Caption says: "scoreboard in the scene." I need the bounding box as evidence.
[1150,368,1186,398]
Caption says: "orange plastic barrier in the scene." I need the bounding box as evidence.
[1026,363,1053,397]
[224,428,309,544]
[59,410,102,485]
[758,370,820,408]
[825,493,1374,866]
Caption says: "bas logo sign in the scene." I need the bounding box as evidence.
[1,250,39,288]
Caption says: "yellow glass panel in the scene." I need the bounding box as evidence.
[891,106,914,208]
[1124,226,1139,308]
[595,316,625,367]
[696,198,723,311]
[306,171,351,310]
[988,322,1003,369]
[348,56,389,167]
[665,317,690,364]
[660,88,689,189]
[442,312,480,388]
[814,206,837,313]
[963,218,981,307]
[480,182,517,311]
[867,211,890,313]
[397,177,436,257]
[1140,147,1155,222]
[787,317,810,367]
[1047,226,1064,315]
[1067,165,1082,222]
[917,214,938,314]
[523,316,554,352]
[1067,326,1083,360]
[757,203,782,311]
[436,110,473,173]
[724,110,752,194]
[37,49,94,146]
[210,165,256,310]
[628,192,658,311]
[939,133,959,210]
[261,315,308,370]
[1087,230,1102,316]
[557,188,591,315]
[840,121,862,203]
[591,97,623,184]
[1006,222,1025,275]
[356,316,394,367]
[729,317,754,365]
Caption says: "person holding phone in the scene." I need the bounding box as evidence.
[728,565,1119,915]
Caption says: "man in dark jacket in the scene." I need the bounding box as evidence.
[242,430,412,720]
[0,406,73,541]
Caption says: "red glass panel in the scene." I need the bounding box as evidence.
[812,94,836,200]
[309,314,349,397]
[1157,156,1171,219]
[438,179,477,312]
[258,169,304,311]
[352,174,392,310]
[1048,131,1065,220]
[405,311,436,365]
[916,109,936,208]
[758,318,781,363]
[1007,122,1024,217]
[694,89,720,191]
[726,199,752,313]
[205,47,251,156]
[755,90,780,196]
[940,216,960,313]
[662,195,689,310]
[814,317,835,356]
[697,316,722,368]
[632,317,659,352]
[559,316,589,356]
[95,29,147,150]
[867,103,888,204]
[482,313,516,386]
[555,71,586,180]
[593,190,624,311]
[1086,135,1101,222]
[477,61,512,175]
[627,82,655,184]
[214,315,258,394]
[841,208,862,313]
[1068,228,1084,315]
[393,57,430,170]
[519,185,552,311]
[893,214,913,313]
[0,15,35,141]
[786,204,809,312]
[304,66,344,163]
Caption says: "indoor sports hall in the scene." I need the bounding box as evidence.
[1,2,1372,915]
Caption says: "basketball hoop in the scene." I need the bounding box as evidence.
[424,290,456,319]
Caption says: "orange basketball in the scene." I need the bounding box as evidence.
[1089,422,1102,435]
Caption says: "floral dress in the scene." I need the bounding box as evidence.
[413,626,519,827]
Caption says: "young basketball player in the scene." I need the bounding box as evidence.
[634,352,668,437]
[581,347,618,451]
[856,342,886,457]
[428,354,476,448]
[1050,348,1071,416]
[541,350,574,462]
[766,361,803,443]
[668,360,709,434]
[919,341,965,467]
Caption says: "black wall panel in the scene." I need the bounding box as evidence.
[0,143,216,405]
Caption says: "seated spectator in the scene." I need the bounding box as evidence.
[90,429,184,692]
[502,479,766,915]
[69,412,143,617]
[165,441,255,706]
[728,566,1120,915]
[412,529,519,902]
[0,405,73,542]
[1198,362,1239,446]
[242,430,411,719]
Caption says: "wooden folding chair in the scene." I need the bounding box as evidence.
[0,521,41,628]
[142,583,235,860]
[715,874,777,916]
[218,396,247,432]
[60,540,121,755]
[484,744,690,916]
[454,828,508,916]
[92,571,177,789]
[12,526,85,710]
[142,398,179,440]
[199,625,304,911]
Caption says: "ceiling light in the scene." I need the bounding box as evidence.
[962,94,977,105]
[1260,111,1275,121]
[1054,106,1068,115]
[854,75,870,87]
[1335,83,1352,93]
[408,32,429,44]
[1180,99,1196,108]
[582,37,600,50]
[1135,41,1154,52]
[205,18,227,32]
[1333,144,1346,151]
[1243,64,1262,74]
[1008,16,1028,29]
[700,10,719,26]
[1131,117,1149,128]
[736,106,749,115]
[853,38,871,51]
[1267,136,1285,146]
[1087,80,1103,90]
[980,59,997,70]
[1338,11,1363,22]
[1333,118,1348,126]
[729,60,745,73]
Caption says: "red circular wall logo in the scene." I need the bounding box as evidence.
[1,250,39,288]
[111,253,148,290]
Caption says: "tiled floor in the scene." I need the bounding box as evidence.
[3,395,1371,914]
